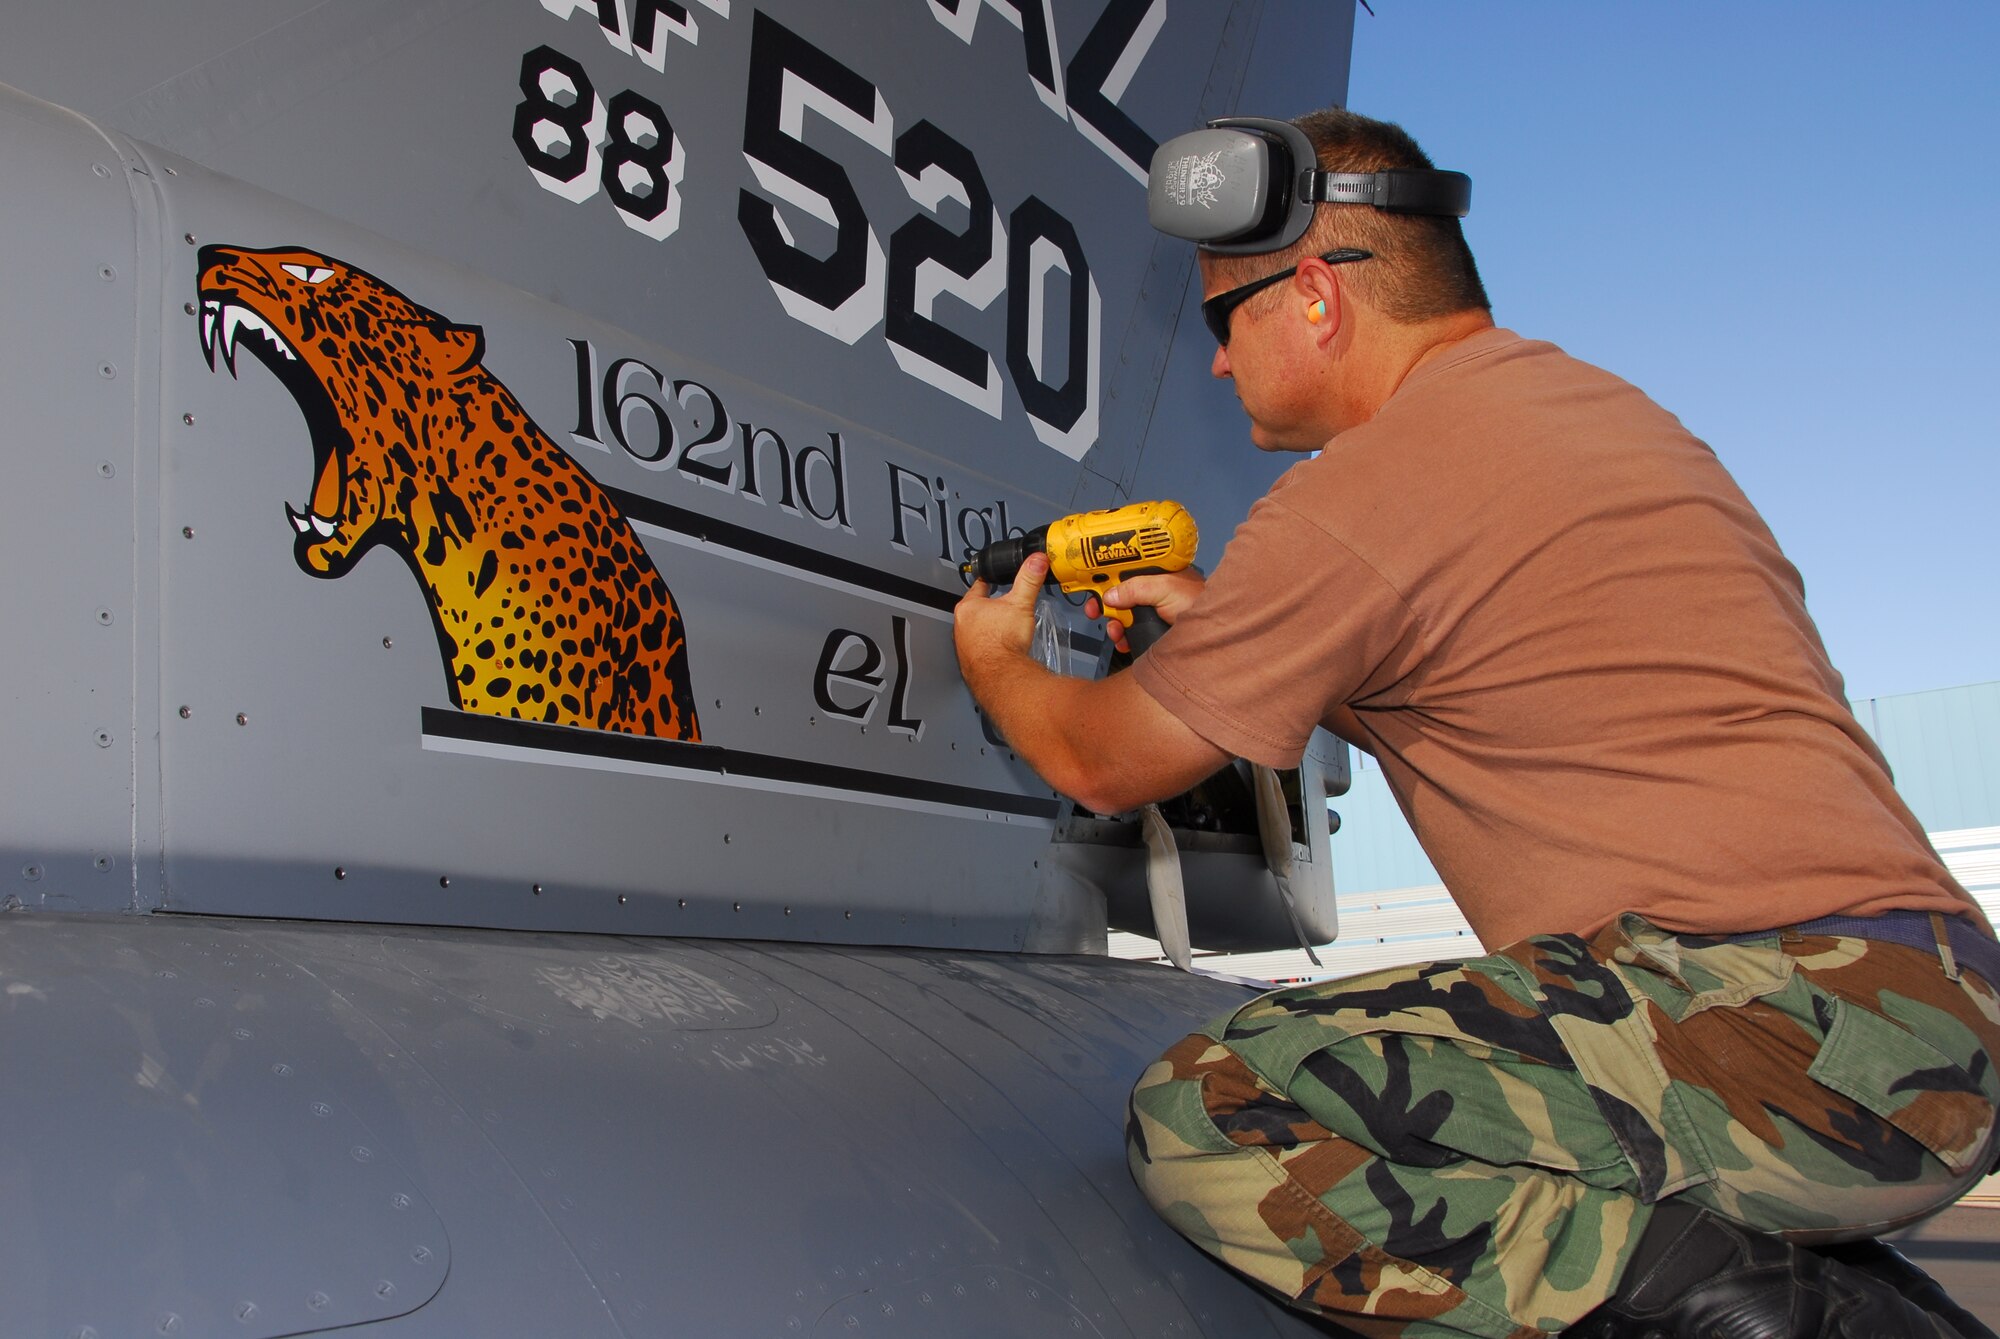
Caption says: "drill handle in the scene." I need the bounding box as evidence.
[1124,606,1169,655]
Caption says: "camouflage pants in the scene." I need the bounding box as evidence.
[1126,914,2000,1338]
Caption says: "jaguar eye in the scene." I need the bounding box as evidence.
[281,263,335,284]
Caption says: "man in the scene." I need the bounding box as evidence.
[953,108,1999,1338]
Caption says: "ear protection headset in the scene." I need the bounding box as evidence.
[1147,116,1470,255]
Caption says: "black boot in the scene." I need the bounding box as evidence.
[1810,1238,1996,1339]
[1564,1202,1961,1338]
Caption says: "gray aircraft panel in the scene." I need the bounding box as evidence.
[9,0,1221,501]
[0,0,1360,955]
[5,0,1349,540]
[0,0,334,123]
[0,90,146,910]
[110,129,1083,945]
[0,911,1334,1338]
[0,3,1391,1334]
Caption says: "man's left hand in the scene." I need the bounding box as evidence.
[954,551,1049,689]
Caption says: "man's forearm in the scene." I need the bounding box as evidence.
[961,646,1229,816]
[959,642,1103,806]
[952,553,1229,814]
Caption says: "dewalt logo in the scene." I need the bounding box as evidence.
[1084,531,1146,566]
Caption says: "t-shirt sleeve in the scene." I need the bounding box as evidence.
[1131,484,1423,768]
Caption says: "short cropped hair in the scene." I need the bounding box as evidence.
[1219,107,1491,324]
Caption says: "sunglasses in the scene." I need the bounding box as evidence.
[1201,248,1373,346]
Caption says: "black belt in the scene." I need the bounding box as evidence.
[1728,909,2000,987]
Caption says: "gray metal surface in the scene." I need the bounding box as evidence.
[0,910,1333,1337]
[0,913,450,1335]
[0,88,149,913]
[0,0,1358,953]
[0,7,1374,1324]
[3,0,1248,495]
[1888,1205,2000,1331]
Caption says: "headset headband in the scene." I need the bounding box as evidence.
[1147,116,1471,255]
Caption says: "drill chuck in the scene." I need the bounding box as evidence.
[959,526,1050,585]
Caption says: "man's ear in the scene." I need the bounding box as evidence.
[1297,263,1344,344]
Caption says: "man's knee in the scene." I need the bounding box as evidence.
[1125,1025,1650,1336]
[1125,1033,1279,1218]
[1126,1032,1365,1299]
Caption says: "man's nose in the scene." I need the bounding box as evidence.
[1210,343,1231,379]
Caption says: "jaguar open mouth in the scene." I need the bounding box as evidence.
[198,284,354,551]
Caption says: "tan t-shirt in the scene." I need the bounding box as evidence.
[1134,328,1976,946]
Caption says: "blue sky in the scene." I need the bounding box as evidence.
[1344,3,1999,701]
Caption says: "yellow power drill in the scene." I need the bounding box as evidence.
[960,500,1198,654]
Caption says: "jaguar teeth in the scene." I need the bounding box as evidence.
[285,504,338,539]
[200,299,298,377]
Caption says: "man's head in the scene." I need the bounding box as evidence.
[1196,108,1489,327]
[1161,108,1495,448]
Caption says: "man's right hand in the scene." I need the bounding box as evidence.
[1087,567,1207,653]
